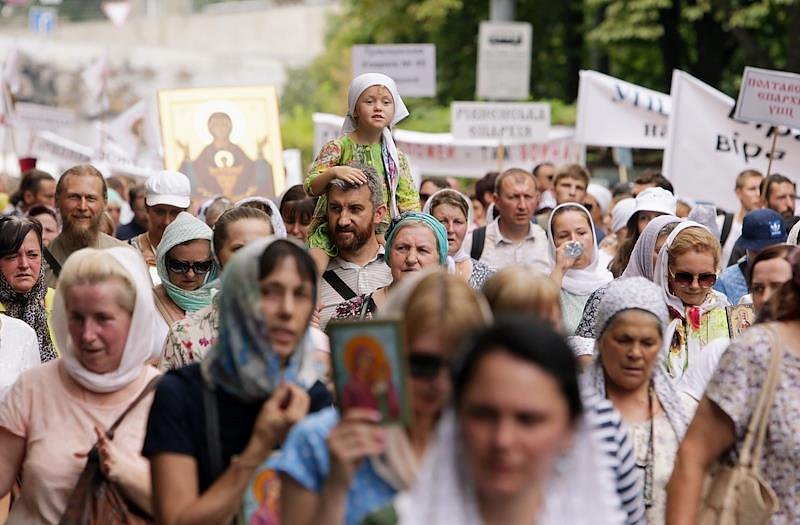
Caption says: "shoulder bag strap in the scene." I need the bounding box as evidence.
[106,375,161,440]
[43,247,62,277]
[720,212,734,245]
[470,226,486,260]
[202,380,224,480]
[322,270,357,301]
[738,324,782,472]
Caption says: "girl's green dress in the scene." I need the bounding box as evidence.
[305,135,419,257]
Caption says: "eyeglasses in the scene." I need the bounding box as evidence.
[408,353,447,380]
[166,258,214,275]
[669,270,717,288]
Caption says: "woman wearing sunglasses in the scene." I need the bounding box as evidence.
[276,271,491,525]
[653,221,730,388]
[153,212,219,327]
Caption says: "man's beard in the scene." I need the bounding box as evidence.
[61,213,102,248]
[333,224,372,252]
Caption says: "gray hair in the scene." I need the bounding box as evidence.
[327,162,384,210]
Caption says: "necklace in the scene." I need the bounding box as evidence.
[641,382,656,508]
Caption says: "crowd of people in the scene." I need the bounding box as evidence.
[0,72,798,525]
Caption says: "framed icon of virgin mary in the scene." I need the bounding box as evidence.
[158,85,285,200]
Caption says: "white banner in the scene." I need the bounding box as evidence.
[663,70,800,212]
[575,70,670,149]
[477,21,532,100]
[450,101,550,141]
[313,113,583,179]
[351,44,436,98]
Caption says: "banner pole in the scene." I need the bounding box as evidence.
[766,131,778,177]
[496,141,504,172]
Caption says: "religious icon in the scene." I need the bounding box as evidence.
[157,86,285,200]
[726,304,755,339]
[242,465,282,525]
[328,319,410,425]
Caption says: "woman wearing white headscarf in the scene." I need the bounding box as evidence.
[653,221,730,387]
[582,277,690,524]
[548,203,614,336]
[423,189,495,289]
[304,73,419,267]
[235,196,288,239]
[153,212,220,326]
[0,247,166,523]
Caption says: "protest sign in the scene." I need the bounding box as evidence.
[476,21,532,100]
[575,70,670,149]
[352,44,436,98]
[735,67,800,130]
[13,102,77,131]
[313,113,582,178]
[450,101,550,141]
[663,70,800,212]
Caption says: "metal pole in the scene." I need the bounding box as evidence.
[489,0,516,21]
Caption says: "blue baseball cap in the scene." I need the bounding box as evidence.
[734,208,787,252]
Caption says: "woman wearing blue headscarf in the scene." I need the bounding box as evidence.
[332,211,449,321]
[152,212,220,326]
[144,237,332,525]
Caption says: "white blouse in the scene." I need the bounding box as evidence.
[0,314,41,400]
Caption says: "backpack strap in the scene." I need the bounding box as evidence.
[470,226,486,260]
[322,270,357,301]
[720,212,734,246]
[43,247,62,277]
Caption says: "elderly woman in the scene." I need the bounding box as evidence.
[0,247,166,523]
[570,216,682,361]
[160,207,277,370]
[548,203,614,336]
[144,237,332,525]
[0,215,58,362]
[153,212,219,326]
[367,319,626,525]
[277,271,491,525]
[423,189,494,288]
[584,277,690,524]
[333,211,448,321]
[667,250,800,524]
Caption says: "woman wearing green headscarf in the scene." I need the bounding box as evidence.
[332,211,449,321]
[153,211,219,326]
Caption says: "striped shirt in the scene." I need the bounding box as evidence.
[584,392,646,525]
[319,247,392,330]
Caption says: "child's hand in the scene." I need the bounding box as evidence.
[332,166,368,186]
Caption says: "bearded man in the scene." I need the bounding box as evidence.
[317,163,391,329]
[45,164,127,287]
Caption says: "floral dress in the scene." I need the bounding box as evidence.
[706,326,800,524]
[468,259,494,290]
[159,300,219,371]
[332,293,378,322]
[629,413,678,525]
[305,135,419,257]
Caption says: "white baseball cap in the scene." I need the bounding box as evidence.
[611,197,636,233]
[145,170,191,209]
[634,187,677,216]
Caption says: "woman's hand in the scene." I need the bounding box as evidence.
[326,409,385,487]
[553,241,582,272]
[330,166,367,186]
[249,384,310,454]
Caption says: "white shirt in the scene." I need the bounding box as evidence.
[319,246,392,329]
[0,314,40,400]
[717,214,743,267]
[478,217,552,273]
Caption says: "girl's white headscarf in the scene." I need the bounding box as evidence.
[342,73,409,217]
[548,203,614,296]
[422,189,474,263]
[54,247,168,393]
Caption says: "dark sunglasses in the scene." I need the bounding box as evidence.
[408,353,447,381]
[166,258,214,275]
[419,193,432,204]
[582,203,594,212]
[670,270,717,288]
